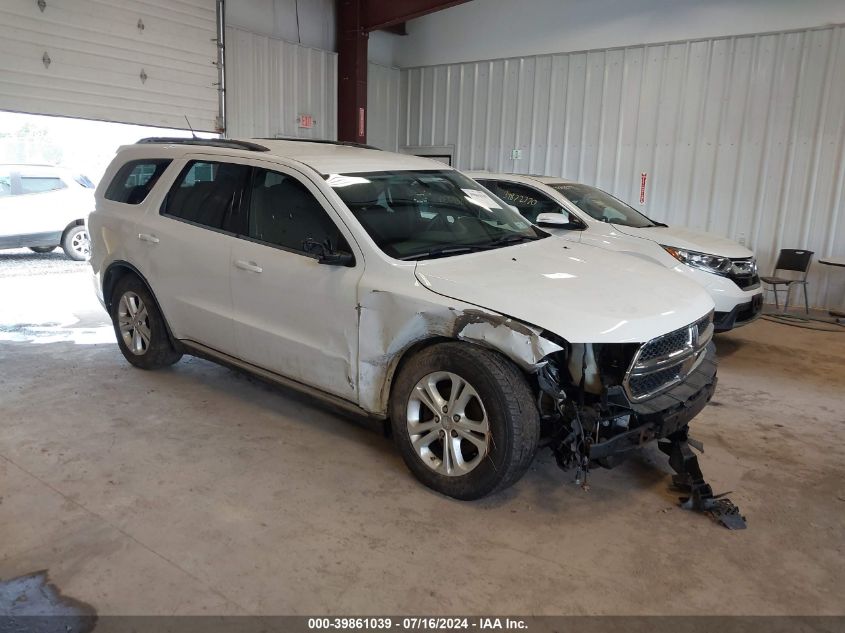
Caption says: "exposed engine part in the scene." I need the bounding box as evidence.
[658,426,747,530]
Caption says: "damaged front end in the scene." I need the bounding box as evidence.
[536,312,746,529]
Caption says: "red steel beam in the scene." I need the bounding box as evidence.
[361,0,471,32]
[337,0,369,143]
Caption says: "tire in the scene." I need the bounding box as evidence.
[389,342,540,500]
[29,246,56,254]
[61,224,90,261]
[109,275,182,370]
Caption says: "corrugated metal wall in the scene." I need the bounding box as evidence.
[0,0,219,130]
[226,26,337,140]
[400,25,845,309]
[367,62,401,151]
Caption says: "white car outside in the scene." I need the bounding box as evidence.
[0,164,94,260]
[88,138,721,501]
[468,172,763,332]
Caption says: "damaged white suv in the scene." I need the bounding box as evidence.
[90,138,731,508]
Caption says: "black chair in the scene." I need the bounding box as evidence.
[760,249,814,313]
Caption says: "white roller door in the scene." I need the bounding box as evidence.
[0,0,220,131]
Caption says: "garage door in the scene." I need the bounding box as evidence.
[0,0,220,131]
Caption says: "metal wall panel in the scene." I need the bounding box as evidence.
[0,0,219,131]
[367,62,401,150]
[401,25,845,309]
[226,26,337,141]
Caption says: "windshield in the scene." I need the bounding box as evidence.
[550,183,656,228]
[328,170,546,260]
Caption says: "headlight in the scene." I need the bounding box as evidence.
[661,245,732,275]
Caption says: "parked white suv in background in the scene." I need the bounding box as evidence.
[0,164,94,260]
[88,137,741,519]
[469,173,763,332]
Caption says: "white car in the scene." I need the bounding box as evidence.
[468,173,763,332]
[88,137,732,507]
[0,164,94,260]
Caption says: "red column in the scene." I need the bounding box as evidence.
[337,0,368,144]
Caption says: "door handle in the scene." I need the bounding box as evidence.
[234,259,263,273]
[138,233,159,244]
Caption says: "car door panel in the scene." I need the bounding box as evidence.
[231,164,362,400]
[133,158,249,355]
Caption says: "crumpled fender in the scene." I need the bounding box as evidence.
[356,287,563,415]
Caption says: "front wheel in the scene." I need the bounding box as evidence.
[109,275,182,369]
[62,225,90,261]
[389,342,540,500]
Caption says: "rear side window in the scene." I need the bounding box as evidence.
[162,161,250,231]
[20,176,66,195]
[105,159,172,204]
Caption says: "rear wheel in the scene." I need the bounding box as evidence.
[109,275,182,369]
[390,342,540,500]
[61,225,90,261]
[29,246,56,254]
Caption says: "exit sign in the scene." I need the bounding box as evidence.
[298,114,314,129]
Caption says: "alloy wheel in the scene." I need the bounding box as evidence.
[118,291,151,355]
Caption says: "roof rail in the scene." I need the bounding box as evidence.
[260,137,382,151]
[136,137,270,152]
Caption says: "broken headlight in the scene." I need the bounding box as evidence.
[661,245,732,275]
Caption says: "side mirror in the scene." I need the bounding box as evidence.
[303,238,355,266]
[536,212,583,230]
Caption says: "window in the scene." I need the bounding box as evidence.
[163,161,250,231]
[105,159,172,204]
[20,176,66,195]
[490,182,561,223]
[328,170,545,260]
[549,183,656,228]
[248,169,349,255]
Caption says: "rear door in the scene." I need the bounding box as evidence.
[230,163,363,400]
[135,157,249,355]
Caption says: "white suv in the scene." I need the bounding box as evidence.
[0,164,94,260]
[468,173,763,332]
[89,138,726,503]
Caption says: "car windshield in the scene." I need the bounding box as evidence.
[549,183,656,228]
[327,170,546,260]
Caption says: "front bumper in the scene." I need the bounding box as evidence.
[714,293,763,331]
[589,342,718,461]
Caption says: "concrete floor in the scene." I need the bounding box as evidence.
[1,256,844,616]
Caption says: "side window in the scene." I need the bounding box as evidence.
[105,159,172,204]
[20,176,66,195]
[248,169,349,255]
[162,161,250,231]
[0,169,10,198]
[495,182,560,223]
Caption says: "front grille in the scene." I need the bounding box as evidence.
[628,365,683,397]
[624,312,714,401]
[728,257,760,290]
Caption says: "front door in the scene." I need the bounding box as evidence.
[230,165,362,401]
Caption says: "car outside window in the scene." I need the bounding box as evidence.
[248,168,350,256]
[488,181,563,223]
[20,176,66,194]
[549,183,656,228]
[105,159,172,205]
[162,160,250,231]
[328,170,545,260]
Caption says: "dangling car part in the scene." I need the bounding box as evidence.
[537,312,746,529]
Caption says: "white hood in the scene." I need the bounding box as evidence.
[414,239,714,344]
[612,224,754,259]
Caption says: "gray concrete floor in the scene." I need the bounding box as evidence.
[1,253,844,616]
